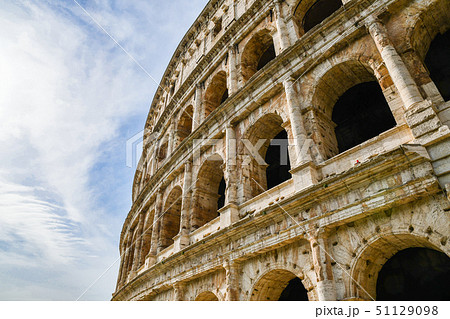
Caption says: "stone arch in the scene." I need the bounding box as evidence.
[377,247,450,300]
[158,186,183,251]
[292,0,342,37]
[239,113,292,201]
[407,0,450,62]
[241,29,277,82]
[157,140,168,161]
[349,232,449,301]
[191,154,225,230]
[120,233,134,283]
[309,59,396,158]
[405,0,450,102]
[176,105,194,145]
[204,71,228,119]
[195,291,219,301]
[249,268,310,301]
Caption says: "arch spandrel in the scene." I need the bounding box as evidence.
[349,232,449,301]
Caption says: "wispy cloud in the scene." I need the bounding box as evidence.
[0,0,207,300]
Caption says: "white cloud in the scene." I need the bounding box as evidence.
[0,0,150,299]
[0,0,208,300]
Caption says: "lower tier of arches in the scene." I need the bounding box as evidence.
[115,194,450,301]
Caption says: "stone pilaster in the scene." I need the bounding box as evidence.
[274,0,291,51]
[178,160,192,248]
[225,125,238,205]
[228,46,238,95]
[283,77,308,166]
[219,125,240,228]
[167,121,175,155]
[224,260,240,301]
[193,83,203,130]
[367,19,423,109]
[149,189,163,261]
[367,19,450,144]
[132,212,145,272]
[309,233,337,301]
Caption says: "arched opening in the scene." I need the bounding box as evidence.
[250,269,308,301]
[140,209,155,264]
[279,277,309,301]
[265,130,292,190]
[191,154,225,230]
[376,248,450,301]
[177,105,193,144]
[311,61,397,160]
[158,186,182,251]
[158,141,168,161]
[204,71,228,118]
[332,82,396,153]
[257,43,276,71]
[303,0,342,33]
[293,0,342,36]
[125,234,135,275]
[195,291,219,301]
[424,30,450,101]
[241,30,276,82]
[240,114,292,201]
[350,233,449,300]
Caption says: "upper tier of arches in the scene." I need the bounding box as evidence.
[144,0,345,138]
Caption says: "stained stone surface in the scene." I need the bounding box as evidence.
[113,0,450,301]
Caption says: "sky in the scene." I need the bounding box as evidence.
[0,0,208,301]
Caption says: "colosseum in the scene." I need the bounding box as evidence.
[112,0,450,301]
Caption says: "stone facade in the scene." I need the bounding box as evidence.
[112,0,450,301]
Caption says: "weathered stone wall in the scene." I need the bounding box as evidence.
[113,0,450,301]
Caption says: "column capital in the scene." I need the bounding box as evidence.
[226,122,235,129]
[184,159,192,172]
[365,16,382,29]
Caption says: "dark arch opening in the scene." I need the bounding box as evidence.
[217,177,226,211]
[265,130,292,189]
[332,81,396,153]
[257,43,276,71]
[204,71,228,118]
[191,156,225,230]
[303,0,342,33]
[376,248,450,301]
[220,89,229,105]
[278,277,309,301]
[177,106,194,144]
[241,31,276,82]
[158,187,182,251]
[425,30,450,101]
